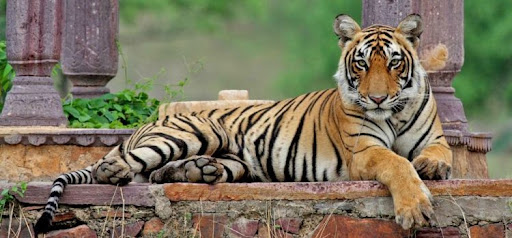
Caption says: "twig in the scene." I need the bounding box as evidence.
[101,184,119,237]
[8,202,13,238]
[19,204,34,238]
[438,194,470,238]
[120,187,125,238]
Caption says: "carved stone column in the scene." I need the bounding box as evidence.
[0,0,67,126]
[61,0,119,98]
[362,0,492,178]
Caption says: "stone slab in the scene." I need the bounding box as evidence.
[1,183,155,207]
[163,180,512,201]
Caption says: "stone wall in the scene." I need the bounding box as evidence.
[1,180,511,237]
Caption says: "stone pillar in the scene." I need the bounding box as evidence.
[61,0,119,98]
[362,0,492,178]
[0,0,67,126]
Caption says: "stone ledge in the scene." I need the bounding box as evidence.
[0,126,134,146]
[2,179,511,206]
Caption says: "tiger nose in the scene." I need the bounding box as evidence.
[369,95,387,104]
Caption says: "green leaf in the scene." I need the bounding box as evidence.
[77,114,92,123]
[63,106,81,119]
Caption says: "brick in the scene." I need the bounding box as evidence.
[109,221,144,238]
[46,225,97,238]
[257,224,293,238]
[0,219,34,238]
[230,218,259,237]
[312,215,410,238]
[162,180,512,202]
[53,211,77,223]
[275,218,302,234]
[192,214,228,238]
[142,217,165,236]
[414,227,460,238]
[469,223,505,238]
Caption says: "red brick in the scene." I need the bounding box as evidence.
[312,215,410,238]
[469,223,505,238]
[53,211,77,223]
[160,180,512,202]
[414,227,460,238]
[109,221,144,238]
[142,217,165,236]
[257,224,292,238]
[46,225,97,238]
[230,218,259,238]
[192,214,228,238]
[276,218,302,234]
[0,219,34,238]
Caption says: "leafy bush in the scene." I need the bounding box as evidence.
[63,90,160,129]
[0,182,27,221]
[0,41,15,113]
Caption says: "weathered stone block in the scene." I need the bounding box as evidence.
[46,225,97,238]
[192,214,228,238]
[109,221,144,238]
[414,227,460,238]
[230,218,259,238]
[142,217,165,236]
[469,223,505,238]
[275,218,302,234]
[312,215,411,238]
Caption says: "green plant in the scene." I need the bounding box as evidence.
[63,89,160,129]
[0,182,27,222]
[0,41,15,113]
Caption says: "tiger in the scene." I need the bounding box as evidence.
[34,14,452,233]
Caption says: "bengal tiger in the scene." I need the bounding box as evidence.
[34,14,452,233]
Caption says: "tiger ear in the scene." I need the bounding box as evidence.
[333,14,361,46]
[396,14,423,48]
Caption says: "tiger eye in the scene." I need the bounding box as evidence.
[356,60,367,67]
[390,59,400,66]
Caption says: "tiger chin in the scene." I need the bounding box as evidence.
[34,14,452,234]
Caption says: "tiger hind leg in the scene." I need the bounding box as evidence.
[149,154,250,184]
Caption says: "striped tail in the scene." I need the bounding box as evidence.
[34,166,94,234]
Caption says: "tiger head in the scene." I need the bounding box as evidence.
[333,14,426,121]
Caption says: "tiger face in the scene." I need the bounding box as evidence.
[333,14,425,121]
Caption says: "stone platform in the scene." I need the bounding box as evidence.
[1,180,511,237]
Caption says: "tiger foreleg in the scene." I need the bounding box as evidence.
[349,146,433,230]
[149,154,250,184]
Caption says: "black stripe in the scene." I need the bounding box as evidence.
[219,107,239,122]
[129,152,147,172]
[176,116,209,155]
[284,109,307,181]
[266,99,296,181]
[346,132,388,147]
[407,112,436,161]
[398,84,430,136]
[311,124,318,182]
[327,133,343,177]
[224,166,234,182]
[300,157,308,182]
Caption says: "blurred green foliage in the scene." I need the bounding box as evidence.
[112,0,512,117]
[0,1,510,118]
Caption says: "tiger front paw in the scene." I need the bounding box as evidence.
[412,156,451,180]
[93,156,133,185]
[394,183,434,230]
